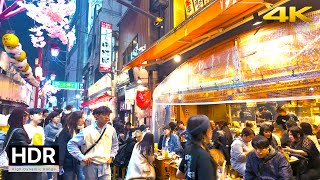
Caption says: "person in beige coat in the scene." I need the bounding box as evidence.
[126,133,155,180]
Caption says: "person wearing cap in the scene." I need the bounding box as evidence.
[162,124,183,155]
[176,115,217,180]
[67,106,119,180]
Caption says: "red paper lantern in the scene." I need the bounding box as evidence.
[136,89,151,109]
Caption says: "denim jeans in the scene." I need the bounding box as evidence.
[76,163,85,180]
[47,172,52,179]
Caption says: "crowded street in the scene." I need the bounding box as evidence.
[0,0,320,180]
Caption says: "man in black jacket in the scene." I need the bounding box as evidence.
[245,135,293,180]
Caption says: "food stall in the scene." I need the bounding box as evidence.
[151,11,320,139]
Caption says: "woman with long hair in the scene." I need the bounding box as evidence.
[176,115,217,180]
[126,133,155,180]
[284,126,320,179]
[58,111,85,180]
[161,124,183,154]
[2,107,42,180]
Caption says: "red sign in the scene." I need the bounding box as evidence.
[136,89,151,109]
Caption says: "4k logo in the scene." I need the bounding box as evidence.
[263,6,312,22]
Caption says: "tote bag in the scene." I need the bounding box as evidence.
[0,128,20,170]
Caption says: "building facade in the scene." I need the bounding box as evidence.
[81,0,125,120]
[64,0,89,109]
[116,0,182,126]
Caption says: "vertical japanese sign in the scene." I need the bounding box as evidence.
[99,22,112,72]
[184,0,195,17]
[193,0,204,11]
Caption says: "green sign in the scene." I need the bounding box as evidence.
[51,81,83,90]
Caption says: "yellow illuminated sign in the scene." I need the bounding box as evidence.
[184,0,195,17]
[263,6,312,22]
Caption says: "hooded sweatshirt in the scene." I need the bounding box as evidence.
[245,147,293,180]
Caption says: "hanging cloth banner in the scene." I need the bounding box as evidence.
[136,89,151,109]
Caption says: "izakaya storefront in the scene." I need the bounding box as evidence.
[151,11,320,139]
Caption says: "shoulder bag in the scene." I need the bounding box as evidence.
[83,127,106,155]
[0,128,21,170]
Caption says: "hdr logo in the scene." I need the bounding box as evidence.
[8,146,59,172]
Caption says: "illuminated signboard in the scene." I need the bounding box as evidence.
[184,0,211,17]
[88,75,112,97]
[99,21,112,72]
[51,81,83,90]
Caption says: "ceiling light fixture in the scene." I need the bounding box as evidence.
[253,12,263,26]
[174,54,181,62]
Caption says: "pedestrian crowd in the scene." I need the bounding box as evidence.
[2,104,320,180]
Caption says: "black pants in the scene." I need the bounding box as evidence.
[2,171,42,180]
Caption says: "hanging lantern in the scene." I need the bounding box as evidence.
[136,88,151,109]
[35,66,43,78]
[2,34,19,49]
[50,42,60,57]
[14,50,27,61]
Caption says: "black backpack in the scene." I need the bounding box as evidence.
[114,140,135,167]
[61,112,72,127]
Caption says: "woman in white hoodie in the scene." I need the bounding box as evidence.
[230,127,255,177]
[126,132,155,180]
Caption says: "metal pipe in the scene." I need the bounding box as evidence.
[34,48,43,108]
[0,0,5,14]
[2,7,25,20]
[0,0,22,20]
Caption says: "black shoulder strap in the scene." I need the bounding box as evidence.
[83,127,107,155]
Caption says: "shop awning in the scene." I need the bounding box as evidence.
[81,93,112,107]
[123,0,279,70]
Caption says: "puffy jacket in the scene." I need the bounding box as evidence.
[44,122,62,145]
[230,137,253,176]
[245,148,293,180]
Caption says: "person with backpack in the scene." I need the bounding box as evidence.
[61,105,73,127]
[58,111,85,180]
[113,135,136,179]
